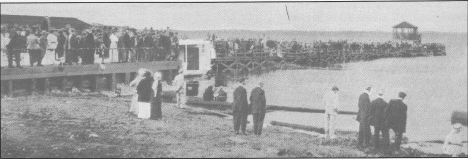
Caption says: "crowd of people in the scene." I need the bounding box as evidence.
[212,36,442,58]
[1,24,180,68]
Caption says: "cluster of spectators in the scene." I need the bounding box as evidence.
[1,23,180,68]
[212,36,438,58]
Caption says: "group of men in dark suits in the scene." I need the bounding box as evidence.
[357,86,408,153]
[232,78,267,136]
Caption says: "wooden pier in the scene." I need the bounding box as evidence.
[1,61,181,97]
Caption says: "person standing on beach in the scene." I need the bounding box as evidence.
[173,64,187,109]
[443,123,464,157]
[323,86,340,139]
[150,71,163,120]
[357,86,372,147]
[136,71,154,119]
[128,68,147,115]
[232,78,250,135]
[385,92,408,151]
[250,82,266,136]
[368,90,389,150]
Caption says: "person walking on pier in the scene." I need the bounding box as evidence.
[173,64,187,109]
[385,92,408,151]
[368,90,389,151]
[7,27,23,68]
[26,28,41,67]
[232,78,250,135]
[150,71,163,120]
[323,86,340,139]
[357,86,372,147]
[250,82,266,136]
[83,30,95,65]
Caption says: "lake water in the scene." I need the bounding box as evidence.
[192,31,467,142]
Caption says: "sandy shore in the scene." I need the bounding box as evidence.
[1,94,463,158]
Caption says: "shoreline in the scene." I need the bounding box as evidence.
[2,94,464,157]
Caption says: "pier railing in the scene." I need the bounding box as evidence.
[1,47,177,67]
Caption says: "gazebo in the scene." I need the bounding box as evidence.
[393,21,421,42]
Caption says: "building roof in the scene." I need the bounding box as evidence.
[1,14,92,31]
[393,21,418,28]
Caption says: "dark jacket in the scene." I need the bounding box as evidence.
[250,87,266,114]
[57,34,66,51]
[144,36,154,48]
[232,86,249,113]
[103,32,111,47]
[151,80,162,103]
[158,35,171,50]
[357,92,371,123]
[69,34,79,49]
[129,36,137,48]
[85,33,95,48]
[7,32,24,50]
[137,77,154,102]
[123,33,131,48]
[368,97,388,127]
[203,86,214,101]
[385,99,407,133]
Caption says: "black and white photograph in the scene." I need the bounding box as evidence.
[1,1,467,158]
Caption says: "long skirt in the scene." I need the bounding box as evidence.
[129,94,139,115]
[150,98,162,120]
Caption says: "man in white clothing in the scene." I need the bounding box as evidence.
[173,63,187,108]
[323,86,340,139]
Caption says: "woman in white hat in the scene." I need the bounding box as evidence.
[443,123,464,157]
[128,68,147,115]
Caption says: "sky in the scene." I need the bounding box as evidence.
[1,2,467,32]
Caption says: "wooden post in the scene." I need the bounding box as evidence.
[8,80,13,97]
[45,78,50,95]
[60,77,66,92]
[111,73,117,92]
[31,79,37,96]
[125,73,131,85]
[94,75,100,92]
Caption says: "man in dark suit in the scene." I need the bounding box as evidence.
[357,86,372,147]
[66,29,79,65]
[7,27,23,68]
[144,32,154,61]
[83,30,95,65]
[385,92,408,151]
[368,90,389,150]
[232,78,250,135]
[102,27,111,59]
[122,29,131,62]
[250,82,266,136]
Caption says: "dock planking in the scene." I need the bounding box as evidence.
[1,61,181,81]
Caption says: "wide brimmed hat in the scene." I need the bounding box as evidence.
[453,123,462,129]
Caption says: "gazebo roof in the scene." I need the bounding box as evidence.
[393,21,418,29]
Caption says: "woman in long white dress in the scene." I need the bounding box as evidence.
[109,30,119,62]
[128,68,147,115]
